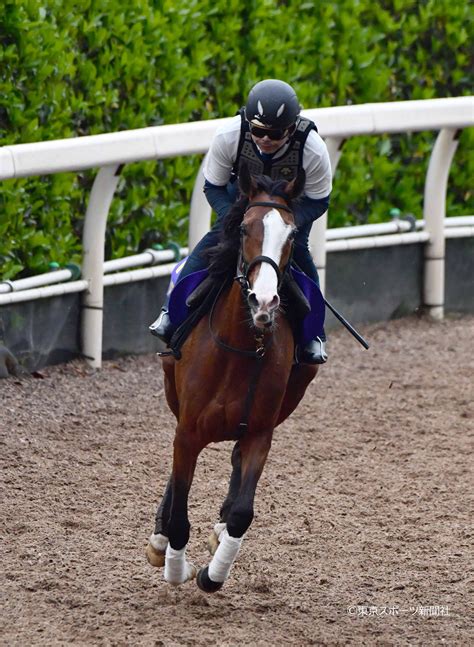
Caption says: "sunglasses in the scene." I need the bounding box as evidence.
[249,125,289,141]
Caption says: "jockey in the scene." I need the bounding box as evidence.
[150,79,332,364]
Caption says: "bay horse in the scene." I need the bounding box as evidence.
[146,165,319,592]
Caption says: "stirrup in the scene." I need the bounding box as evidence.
[296,337,327,365]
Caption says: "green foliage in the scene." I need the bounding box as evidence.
[1,0,472,279]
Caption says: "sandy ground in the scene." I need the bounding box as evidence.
[1,314,473,646]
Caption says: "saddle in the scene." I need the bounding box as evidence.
[166,263,325,358]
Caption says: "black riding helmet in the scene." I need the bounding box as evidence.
[245,79,301,130]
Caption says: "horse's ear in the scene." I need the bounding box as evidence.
[285,168,306,200]
[238,161,257,198]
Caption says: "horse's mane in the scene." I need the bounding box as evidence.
[205,175,296,279]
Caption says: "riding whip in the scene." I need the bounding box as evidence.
[324,298,370,349]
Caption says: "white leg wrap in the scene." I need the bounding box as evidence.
[208,530,243,583]
[149,532,168,552]
[164,545,194,585]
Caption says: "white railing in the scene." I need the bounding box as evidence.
[1,217,472,295]
[1,97,473,367]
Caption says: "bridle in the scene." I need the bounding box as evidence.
[234,200,295,298]
[210,199,295,359]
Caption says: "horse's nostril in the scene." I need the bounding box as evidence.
[269,295,280,311]
[248,292,259,309]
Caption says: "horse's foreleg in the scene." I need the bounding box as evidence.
[146,477,172,568]
[197,431,273,593]
[164,431,199,586]
[208,441,242,556]
[220,441,242,521]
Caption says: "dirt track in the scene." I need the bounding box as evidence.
[1,314,473,646]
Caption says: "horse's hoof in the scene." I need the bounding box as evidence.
[145,542,165,568]
[207,531,220,556]
[196,566,224,593]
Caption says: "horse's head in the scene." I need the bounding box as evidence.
[238,163,306,329]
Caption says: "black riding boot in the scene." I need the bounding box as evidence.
[296,337,328,364]
[149,308,174,345]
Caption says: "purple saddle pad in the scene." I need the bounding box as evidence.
[167,260,325,346]
[168,264,209,326]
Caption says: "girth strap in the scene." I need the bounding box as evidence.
[236,350,266,437]
[208,283,271,439]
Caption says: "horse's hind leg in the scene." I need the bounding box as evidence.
[208,441,242,555]
[197,431,272,593]
[163,430,200,586]
[146,477,172,568]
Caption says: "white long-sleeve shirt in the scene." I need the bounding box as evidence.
[203,115,332,199]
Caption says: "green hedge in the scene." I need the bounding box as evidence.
[1,0,472,279]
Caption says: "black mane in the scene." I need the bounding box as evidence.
[204,175,296,279]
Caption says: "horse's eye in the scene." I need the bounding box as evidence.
[240,224,248,235]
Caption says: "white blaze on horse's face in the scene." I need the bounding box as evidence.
[249,208,294,328]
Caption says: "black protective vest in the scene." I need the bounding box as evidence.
[231,107,317,182]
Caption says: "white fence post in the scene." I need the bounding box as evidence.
[310,136,345,294]
[423,128,460,320]
[81,164,121,367]
[188,157,212,252]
